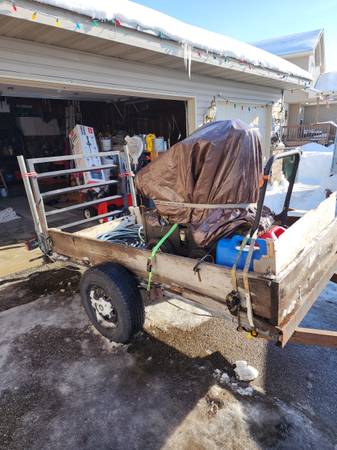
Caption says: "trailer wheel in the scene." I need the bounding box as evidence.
[83,207,97,219]
[80,263,144,343]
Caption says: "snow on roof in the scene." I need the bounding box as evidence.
[33,0,311,82]
[315,72,337,93]
[253,29,323,57]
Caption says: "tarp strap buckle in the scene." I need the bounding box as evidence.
[229,230,257,329]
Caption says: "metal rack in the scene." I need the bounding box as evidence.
[17,150,135,251]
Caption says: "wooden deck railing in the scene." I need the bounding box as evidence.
[281,123,337,147]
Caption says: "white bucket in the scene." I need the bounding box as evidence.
[101,138,112,151]
[0,188,8,197]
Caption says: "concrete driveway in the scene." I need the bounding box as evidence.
[0,265,336,450]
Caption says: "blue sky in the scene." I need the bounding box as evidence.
[138,0,337,71]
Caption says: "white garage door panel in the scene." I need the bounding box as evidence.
[215,99,269,159]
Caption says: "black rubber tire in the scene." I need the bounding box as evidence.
[83,207,97,219]
[80,263,144,343]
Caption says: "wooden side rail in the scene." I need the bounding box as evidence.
[289,327,337,348]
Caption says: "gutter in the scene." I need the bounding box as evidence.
[0,0,312,87]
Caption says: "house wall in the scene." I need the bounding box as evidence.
[285,53,322,84]
[0,36,282,155]
[286,55,310,72]
[287,103,302,125]
[304,104,337,124]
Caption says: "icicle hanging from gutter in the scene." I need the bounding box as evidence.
[183,42,192,79]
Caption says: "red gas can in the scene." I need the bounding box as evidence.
[259,225,286,240]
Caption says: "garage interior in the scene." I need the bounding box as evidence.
[0,85,187,242]
[0,86,187,184]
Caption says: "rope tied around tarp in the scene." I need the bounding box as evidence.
[155,200,257,210]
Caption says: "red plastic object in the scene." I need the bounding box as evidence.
[96,193,133,222]
[259,225,286,240]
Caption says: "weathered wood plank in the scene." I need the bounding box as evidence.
[274,193,336,273]
[289,327,337,348]
[277,218,337,345]
[49,228,273,320]
[254,193,336,275]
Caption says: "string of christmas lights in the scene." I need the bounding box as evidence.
[8,1,311,87]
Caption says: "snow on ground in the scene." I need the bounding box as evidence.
[1,268,337,450]
[265,143,337,214]
[297,150,333,185]
[34,0,310,80]
[233,360,259,382]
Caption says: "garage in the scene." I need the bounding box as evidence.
[0,86,187,192]
[0,83,187,234]
[0,0,311,240]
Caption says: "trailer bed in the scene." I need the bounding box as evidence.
[17,151,337,348]
[48,191,337,347]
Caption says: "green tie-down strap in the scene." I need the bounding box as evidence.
[146,223,178,291]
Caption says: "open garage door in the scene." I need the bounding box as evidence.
[0,85,187,195]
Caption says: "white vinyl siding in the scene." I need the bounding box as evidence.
[215,99,271,160]
[304,104,337,124]
[0,37,281,154]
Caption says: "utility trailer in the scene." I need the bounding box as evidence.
[18,150,337,348]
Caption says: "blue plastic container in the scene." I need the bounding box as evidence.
[215,235,268,271]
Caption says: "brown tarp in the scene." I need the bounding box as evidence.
[135,120,274,247]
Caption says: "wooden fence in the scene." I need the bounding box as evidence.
[281,122,337,147]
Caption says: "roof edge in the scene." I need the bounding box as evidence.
[0,0,312,88]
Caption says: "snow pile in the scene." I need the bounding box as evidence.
[265,143,337,213]
[213,369,230,385]
[34,0,311,80]
[236,386,254,396]
[0,207,20,223]
[297,150,333,185]
[213,364,257,397]
[300,142,334,153]
[265,181,327,214]
[233,360,259,382]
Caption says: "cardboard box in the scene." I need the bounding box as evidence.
[69,125,105,184]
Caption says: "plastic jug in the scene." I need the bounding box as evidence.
[145,134,156,153]
[215,235,268,271]
[259,225,285,240]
